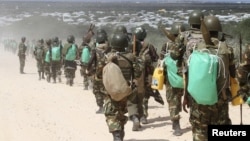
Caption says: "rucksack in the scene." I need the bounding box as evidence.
[65,44,77,61]
[187,42,228,105]
[35,46,44,60]
[51,46,61,61]
[164,54,184,88]
[44,50,50,63]
[81,46,91,63]
[102,53,134,101]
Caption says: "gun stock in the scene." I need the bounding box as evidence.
[200,18,213,45]
[239,34,242,63]
[133,34,136,56]
[160,26,176,42]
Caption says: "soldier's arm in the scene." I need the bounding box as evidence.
[87,49,96,71]
[160,43,167,60]
[148,44,159,62]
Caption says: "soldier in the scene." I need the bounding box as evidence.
[44,39,52,83]
[33,39,45,80]
[160,22,186,136]
[87,29,109,114]
[79,34,92,90]
[50,37,63,83]
[183,15,235,141]
[62,35,78,86]
[129,26,159,130]
[237,43,250,106]
[18,36,27,74]
[103,33,143,141]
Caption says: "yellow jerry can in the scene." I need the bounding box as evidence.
[230,77,244,106]
[151,67,164,90]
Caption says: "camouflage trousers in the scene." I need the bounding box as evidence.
[18,55,25,73]
[92,78,106,107]
[44,62,51,77]
[127,88,144,119]
[64,60,76,79]
[165,83,183,121]
[51,61,62,81]
[189,95,231,141]
[36,59,44,72]
[104,96,128,132]
[80,65,89,88]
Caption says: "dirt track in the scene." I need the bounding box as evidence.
[0,48,249,141]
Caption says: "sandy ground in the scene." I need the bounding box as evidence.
[0,48,249,141]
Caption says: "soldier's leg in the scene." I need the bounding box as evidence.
[83,66,89,90]
[127,91,140,131]
[190,103,215,141]
[167,88,183,136]
[104,97,127,141]
[93,80,105,113]
[57,63,62,82]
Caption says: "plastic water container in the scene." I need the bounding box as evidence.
[151,67,164,90]
[230,77,244,106]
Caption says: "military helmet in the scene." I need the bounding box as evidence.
[114,25,127,34]
[188,10,204,26]
[53,36,59,43]
[133,26,147,41]
[170,22,186,35]
[110,33,128,52]
[204,16,222,32]
[45,39,51,45]
[67,35,75,43]
[96,28,107,36]
[96,32,108,44]
[40,38,44,44]
[21,36,26,42]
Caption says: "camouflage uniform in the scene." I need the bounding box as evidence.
[18,37,27,74]
[78,43,92,90]
[237,44,250,104]
[44,44,51,83]
[137,41,159,122]
[87,42,109,113]
[62,40,78,86]
[34,40,45,80]
[160,32,185,136]
[104,50,143,138]
[183,15,234,141]
[50,40,63,83]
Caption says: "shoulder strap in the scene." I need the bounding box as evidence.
[117,53,134,80]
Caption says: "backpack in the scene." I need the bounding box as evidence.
[164,54,184,88]
[35,46,44,60]
[81,46,91,63]
[102,53,134,101]
[51,46,61,61]
[65,44,77,61]
[187,41,228,105]
[44,50,50,63]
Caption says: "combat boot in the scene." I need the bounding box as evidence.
[42,72,45,79]
[84,86,88,90]
[38,72,41,80]
[140,116,148,124]
[172,120,182,136]
[96,106,103,114]
[131,115,140,131]
[112,131,122,141]
[47,75,50,83]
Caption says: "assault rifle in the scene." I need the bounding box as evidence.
[158,24,176,42]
